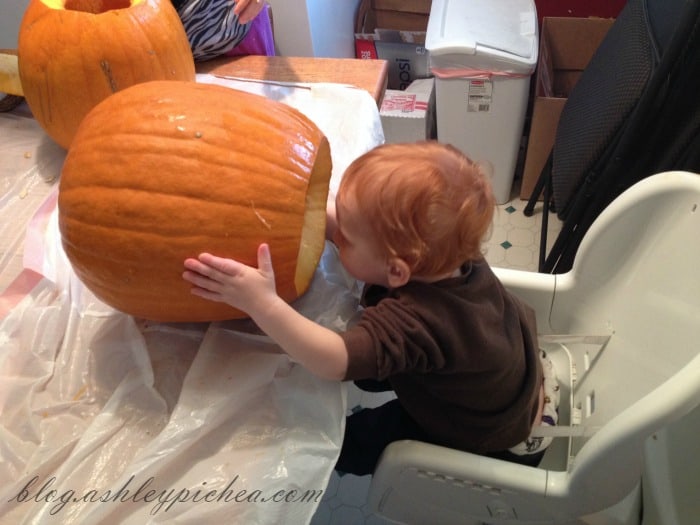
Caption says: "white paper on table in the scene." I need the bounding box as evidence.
[196,73,385,199]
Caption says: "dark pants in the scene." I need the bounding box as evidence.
[335,380,544,476]
[335,398,430,476]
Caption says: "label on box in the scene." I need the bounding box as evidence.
[381,93,429,113]
[467,79,493,112]
[382,93,416,112]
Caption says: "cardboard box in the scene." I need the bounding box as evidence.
[373,0,431,13]
[380,78,436,143]
[520,16,614,200]
[355,0,432,90]
[357,0,431,31]
[372,0,431,31]
[355,29,430,90]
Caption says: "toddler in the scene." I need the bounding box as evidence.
[183,141,551,475]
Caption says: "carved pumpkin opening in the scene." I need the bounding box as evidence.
[297,147,333,294]
[55,0,139,13]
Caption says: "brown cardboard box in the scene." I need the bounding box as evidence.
[356,0,432,33]
[355,0,432,90]
[373,0,431,12]
[373,0,431,31]
[355,0,431,32]
[520,17,614,200]
[354,29,430,90]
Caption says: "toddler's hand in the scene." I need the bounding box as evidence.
[183,243,278,316]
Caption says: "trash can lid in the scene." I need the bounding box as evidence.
[426,0,538,71]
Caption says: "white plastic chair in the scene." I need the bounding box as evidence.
[367,171,700,525]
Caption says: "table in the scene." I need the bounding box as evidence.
[197,55,388,106]
[0,56,384,524]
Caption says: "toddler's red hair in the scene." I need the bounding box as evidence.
[337,141,495,278]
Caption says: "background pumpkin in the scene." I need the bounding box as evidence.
[58,80,332,322]
[18,0,195,149]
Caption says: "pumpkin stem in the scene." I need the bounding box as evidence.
[63,0,132,13]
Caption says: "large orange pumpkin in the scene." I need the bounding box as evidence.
[18,0,195,149]
[58,80,332,322]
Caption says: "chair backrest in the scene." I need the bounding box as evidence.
[541,0,700,273]
[542,170,700,511]
[550,0,693,219]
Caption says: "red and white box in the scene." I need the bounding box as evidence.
[380,78,435,144]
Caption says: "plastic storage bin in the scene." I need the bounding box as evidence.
[426,0,538,203]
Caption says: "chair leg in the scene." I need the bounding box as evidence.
[537,174,553,272]
[523,152,552,217]
[542,186,589,273]
[523,152,554,272]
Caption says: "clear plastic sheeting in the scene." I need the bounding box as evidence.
[0,78,384,524]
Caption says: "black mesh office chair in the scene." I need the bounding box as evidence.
[524,0,700,273]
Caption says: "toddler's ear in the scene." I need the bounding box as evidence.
[386,258,411,288]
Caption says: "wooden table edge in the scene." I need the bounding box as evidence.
[196,55,388,106]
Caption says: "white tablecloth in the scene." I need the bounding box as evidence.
[0,77,384,524]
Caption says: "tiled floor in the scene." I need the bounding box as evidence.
[483,191,563,273]
[310,182,562,525]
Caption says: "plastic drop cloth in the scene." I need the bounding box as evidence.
[0,77,385,524]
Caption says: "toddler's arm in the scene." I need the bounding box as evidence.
[183,243,348,380]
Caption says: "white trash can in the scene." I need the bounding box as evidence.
[426,0,538,203]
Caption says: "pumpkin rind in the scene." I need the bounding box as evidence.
[18,0,195,149]
[58,80,332,322]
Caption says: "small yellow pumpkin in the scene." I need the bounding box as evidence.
[18,0,195,149]
[58,80,332,322]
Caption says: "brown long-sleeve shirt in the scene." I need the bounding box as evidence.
[340,258,542,453]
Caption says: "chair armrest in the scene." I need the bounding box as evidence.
[493,267,556,330]
[369,440,554,524]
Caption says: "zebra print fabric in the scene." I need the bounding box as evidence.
[172,0,251,61]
